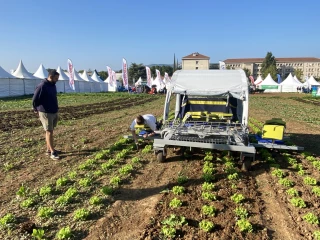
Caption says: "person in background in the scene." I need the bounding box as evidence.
[130,114,162,147]
[32,70,60,160]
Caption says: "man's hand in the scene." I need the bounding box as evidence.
[143,133,148,138]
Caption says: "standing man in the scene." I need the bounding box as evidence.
[32,69,60,160]
[130,114,162,146]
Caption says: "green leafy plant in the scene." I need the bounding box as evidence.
[271,169,285,178]
[202,182,215,191]
[16,185,28,197]
[142,145,152,154]
[290,197,306,208]
[119,164,134,175]
[78,162,91,171]
[314,231,320,240]
[231,193,245,204]
[303,213,319,225]
[169,198,182,208]
[306,156,317,162]
[227,173,239,181]
[55,195,70,205]
[78,178,92,187]
[39,186,52,197]
[56,177,68,187]
[312,186,320,196]
[199,220,214,232]
[101,162,113,171]
[56,227,72,240]
[236,219,253,232]
[20,197,35,208]
[203,165,215,175]
[313,161,320,171]
[161,225,176,238]
[73,208,90,221]
[3,162,14,172]
[94,170,103,177]
[37,207,54,218]
[172,186,185,195]
[132,157,141,164]
[303,176,317,186]
[161,214,187,227]
[202,205,217,216]
[204,155,213,161]
[298,170,305,176]
[177,175,188,185]
[32,228,45,240]
[234,207,248,219]
[68,171,77,179]
[286,188,299,197]
[202,192,217,201]
[202,173,215,182]
[101,186,114,195]
[0,213,15,227]
[65,187,78,198]
[278,178,294,187]
[89,196,102,205]
[110,176,121,186]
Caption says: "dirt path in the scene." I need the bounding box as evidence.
[85,150,182,240]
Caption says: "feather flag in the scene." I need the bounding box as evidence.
[106,66,113,86]
[67,59,75,91]
[146,66,152,87]
[219,61,226,70]
[122,58,129,89]
[112,71,117,85]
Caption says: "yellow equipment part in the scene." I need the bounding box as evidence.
[134,124,151,130]
[262,125,285,140]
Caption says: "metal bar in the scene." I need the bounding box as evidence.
[252,143,304,151]
[154,139,256,153]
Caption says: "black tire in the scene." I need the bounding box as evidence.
[241,157,251,171]
[157,151,166,163]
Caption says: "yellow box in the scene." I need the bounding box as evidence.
[262,125,285,140]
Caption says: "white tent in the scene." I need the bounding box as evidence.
[73,70,87,93]
[135,77,142,87]
[33,64,48,79]
[307,76,320,86]
[56,66,69,80]
[105,76,119,92]
[254,75,263,85]
[81,70,100,93]
[258,73,280,92]
[293,75,302,85]
[0,66,21,97]
[54,66,68,93]
[91,70,107,92]
[12,60,41,95]
[280,73,303,92]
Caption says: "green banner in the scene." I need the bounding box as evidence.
[261,85,279,89]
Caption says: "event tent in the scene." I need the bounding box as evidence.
[307,76,320,86]
[280,73,303,92]
[105,76,119,92]
[0,66,21,97]
[254,75,263,85]
[91,70,107,92]
[33,64,48,79]
[12,60,41,95]
[293,75,302,85]
[258,74,280,92]
[81,70,100,92]
[56,67,69,80]
[55,66,69,93]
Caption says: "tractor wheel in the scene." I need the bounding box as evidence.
[241,157,251,172]
[157,151,166,163]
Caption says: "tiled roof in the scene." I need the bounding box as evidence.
[224,57,320,63]
[182,52,210,60]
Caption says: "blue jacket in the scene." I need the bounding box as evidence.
[32,79,58,113]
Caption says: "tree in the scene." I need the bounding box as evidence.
[294,69,303,81]
[243,68,251,78]
[128,63,147,82]
[98,71,108,80]
[261,52,277,79]
[209,63,219,69]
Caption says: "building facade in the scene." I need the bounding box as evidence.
[182,52,210,70]
[224,57,320,80]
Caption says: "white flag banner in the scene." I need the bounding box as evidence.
[67,59,75,91]
[112,71,117,86]
[122,58,129,89]
[219,61,226,70]
[156,69,161,80]
[146,66,152,87]
[106,66,113,86]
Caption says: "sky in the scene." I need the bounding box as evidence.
[0,0,320,73]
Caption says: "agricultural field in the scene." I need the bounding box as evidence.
[0,92,320,240]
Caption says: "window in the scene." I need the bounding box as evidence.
[195,67,198,70]
[196,61,199,64]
